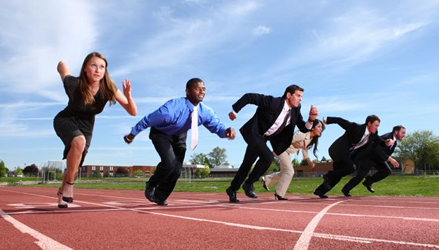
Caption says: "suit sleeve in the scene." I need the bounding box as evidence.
[374,145,390,162]
[373,134,391,162]
[292,131,310,159]
[326,117,355,131]
[296,108,310,133]
[232,93,273,113]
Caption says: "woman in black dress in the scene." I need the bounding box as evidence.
[54,52,137,208]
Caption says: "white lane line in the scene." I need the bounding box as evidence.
[2,189,439,249]
[238,206,439,223]
[293,200,345,250]
[6,201,439,223]
[314,232,439,249]
[341,203,439,210]
[0,209,72,250]
[11,188,439,210]
[70,199,439,249]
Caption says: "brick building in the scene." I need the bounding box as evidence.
[80,165,156,177]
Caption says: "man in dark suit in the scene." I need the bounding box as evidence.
[226,84,318,202]
[342,125,406,195]
[313,115,394,198]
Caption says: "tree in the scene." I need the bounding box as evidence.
[300,159,308,166]
[0,161,7,178]
[23,164,39,177]
[194,168,201,178]
[201,165,211,178]
[115,167,129,177]
[15,167,23,176]
[134,169,143,177]
[321,156,327,162]
[207,147,228,168]
[267,157,280,173]
[395,130,439,171]
[190,153,209,166]
[292,159,300,167]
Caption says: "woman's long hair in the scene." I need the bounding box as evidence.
[78,52,117,106]
[307,119,325,158]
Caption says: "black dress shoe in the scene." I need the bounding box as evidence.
[226,187,239,203]
[261,177,270,192]
[156,200,168,206]
[362,181,375,193]
[274,193,288,200]
[313,190,328,198]
[144,183,156,203]
[342,189,352,197]
[243,182,258,198]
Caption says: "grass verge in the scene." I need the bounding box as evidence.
[27,175,439,197]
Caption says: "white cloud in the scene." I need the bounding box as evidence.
[0,0,97,101]
[259,6,432,80]
[253,25,271,36]
[112,1,262,77]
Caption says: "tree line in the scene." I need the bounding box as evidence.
[1,130,438,178]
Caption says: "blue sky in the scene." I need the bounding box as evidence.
[1,0,439,170]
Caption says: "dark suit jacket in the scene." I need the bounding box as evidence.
[232,93,309,155]
[326,117,384,162]
[371,132,396,162]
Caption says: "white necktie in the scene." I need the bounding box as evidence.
[190,106,198,150]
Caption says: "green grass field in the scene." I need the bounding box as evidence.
[14,175,438,197]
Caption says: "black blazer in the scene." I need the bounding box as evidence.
[326,117,384,161]
[372,132,396,162]
[232,93,309,155]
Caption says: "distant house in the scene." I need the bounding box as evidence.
[209,165,238,178]
[80,165,156,178]
[402,158,415,174]
[291,162,333,177]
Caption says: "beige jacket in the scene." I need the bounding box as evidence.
[285,131,312,160]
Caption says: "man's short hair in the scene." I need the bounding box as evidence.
[392,125,405,133]
[186,78,204,90]
[365,115,380,124]
[282,84,304,98]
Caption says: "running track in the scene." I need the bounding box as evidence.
[1,186,438,249]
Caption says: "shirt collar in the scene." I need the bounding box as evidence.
[185,98,198,111]
[364,127,371,136]
[283,100,291,112]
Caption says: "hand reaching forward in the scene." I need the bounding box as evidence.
[226,127,236,140]
[386,139,395,147]
[229,111,237,121]
[388,157,400,168]
[308,105,318,121]
[122,79,132,98]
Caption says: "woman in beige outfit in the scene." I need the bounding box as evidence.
[262,119,325,200]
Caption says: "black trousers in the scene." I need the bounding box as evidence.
[315,153,356,194]
[230,136,273,191]
[148,127,187,202]
[343,159,392,192]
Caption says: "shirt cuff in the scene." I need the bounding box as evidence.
[130,128,140,136]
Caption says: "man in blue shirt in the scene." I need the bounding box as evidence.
[124,78,236,205]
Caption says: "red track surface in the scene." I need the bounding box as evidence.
[1,186,438,250]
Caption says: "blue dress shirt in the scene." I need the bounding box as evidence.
[130,97,228,138]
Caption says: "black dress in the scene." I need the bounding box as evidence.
[53,75,109,167]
